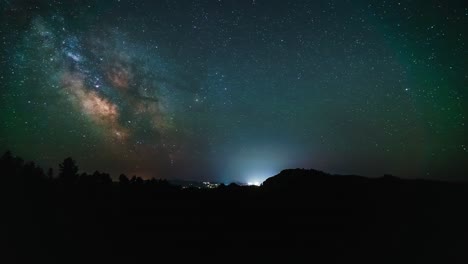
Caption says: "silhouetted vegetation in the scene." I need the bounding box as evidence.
[1,151,467,263]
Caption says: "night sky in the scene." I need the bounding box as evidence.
[1,0,466,183]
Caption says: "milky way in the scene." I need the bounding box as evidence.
[1,1,467,182]
[1,12,202,178]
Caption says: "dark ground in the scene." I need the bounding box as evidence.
[1,154,467,263]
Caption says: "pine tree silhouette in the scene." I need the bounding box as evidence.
[59,157,78,184]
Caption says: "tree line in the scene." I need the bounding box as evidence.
[0,150,174,189]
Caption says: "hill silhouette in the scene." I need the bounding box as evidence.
[1,151,467,263]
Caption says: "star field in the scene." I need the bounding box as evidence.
[0,0,467,182]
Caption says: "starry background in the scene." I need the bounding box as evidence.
[0,0,466,182]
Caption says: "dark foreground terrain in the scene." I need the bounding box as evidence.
[1,152,467,263]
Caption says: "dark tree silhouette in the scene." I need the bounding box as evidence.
[130,175,144,185]
[1,150,13,162]
[119,174,130,185]
[59,157,78,183]
[1,150,24,175]
[98,172,112,185]
[47,168,54,179]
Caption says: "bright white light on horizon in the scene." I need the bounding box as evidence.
[245,171,275,186]
[247,181,261,186]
